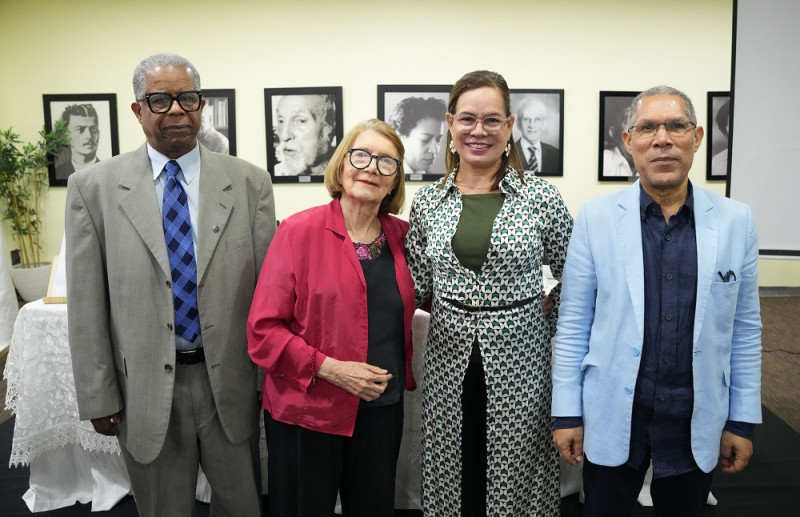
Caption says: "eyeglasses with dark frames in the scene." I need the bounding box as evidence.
[140,90,203,114]
[347,149,401,176]
[627,120,697,139]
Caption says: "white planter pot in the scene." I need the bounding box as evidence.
[10,262,52,302]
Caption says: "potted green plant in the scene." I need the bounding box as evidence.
[0,122,69,301]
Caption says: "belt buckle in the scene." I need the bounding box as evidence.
[176,347,203,365]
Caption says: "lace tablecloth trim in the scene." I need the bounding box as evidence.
[3,301,124,467]
[9,421,121,467]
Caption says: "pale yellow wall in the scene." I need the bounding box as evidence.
[1,0,798,285]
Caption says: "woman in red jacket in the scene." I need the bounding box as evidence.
[248,119,416,517]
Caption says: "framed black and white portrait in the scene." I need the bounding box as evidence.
[200,89,236,156]
[599,91,639,182]
[377,85,451,181]
[510,89,564,177]
[707,91,730,180]
[264,86,343,183]
[43,93,119,187]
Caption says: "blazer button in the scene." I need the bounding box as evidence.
[167,323,173,331]
[632,347,641,356]
[212,225,220,233]
[165,364,173,373]
[624,385,634,394]
[166,280,171,288]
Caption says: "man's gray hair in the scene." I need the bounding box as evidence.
[625,85,696,130]
[132,53,201,101]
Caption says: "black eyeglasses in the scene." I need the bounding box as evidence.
[140,91,203,114]
[347,149,401,176]
[627,120,697,139]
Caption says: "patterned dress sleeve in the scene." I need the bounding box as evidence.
[538,181,574,337]
[406,188,433,307]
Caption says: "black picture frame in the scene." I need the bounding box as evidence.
[707,91,730,180]
[377,85,451,181]
[43,93,119,187]
[510,89,565,177]
[264,86,343,183]
[598,91,639,182]
[200,89,236,156]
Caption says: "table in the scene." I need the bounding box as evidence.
[4,301,130,511]
[3,300,217,512]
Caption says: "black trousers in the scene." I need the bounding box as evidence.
[461,358,487,516]
[583,456,714,517]
[265,401,404,517]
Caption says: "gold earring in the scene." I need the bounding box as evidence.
[449,139,456,155]
[504,142,511,157]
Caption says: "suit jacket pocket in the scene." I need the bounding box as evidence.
[114,348,127,377]
[227,234,251,251]
[707,279,741,337]
[114,348,128,402]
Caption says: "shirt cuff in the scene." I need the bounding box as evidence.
[724,420,755,440]
[553,416,583,430]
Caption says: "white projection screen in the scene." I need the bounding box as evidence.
[729,0,800,257]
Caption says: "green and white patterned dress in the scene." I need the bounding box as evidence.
[406,167,573,516]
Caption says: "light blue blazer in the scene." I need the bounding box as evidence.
[552,181,762,473]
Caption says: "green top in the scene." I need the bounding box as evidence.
[452,193,504,274]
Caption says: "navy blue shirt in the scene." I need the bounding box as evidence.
[554,183,753,476]
[628,185,698,477]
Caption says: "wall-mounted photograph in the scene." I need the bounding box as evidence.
[199,89,236,156]
[43,93,119,187]
[264,86,343,183]
[377,85,451,181]
[599,91,639,181]
[510,89,564,177]
[707,91,730,180]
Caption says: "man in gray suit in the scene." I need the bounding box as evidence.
[66,53,275,516]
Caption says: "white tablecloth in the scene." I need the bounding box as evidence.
[0,236,19,353]
[3,300,221,512]
[4,301,132,511]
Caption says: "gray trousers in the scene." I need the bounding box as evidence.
[120,362,261,517]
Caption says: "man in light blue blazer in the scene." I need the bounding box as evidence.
[552,86,761,517]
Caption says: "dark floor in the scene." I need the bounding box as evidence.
[1,406,798,516]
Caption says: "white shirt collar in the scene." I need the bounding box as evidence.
[520,138,541,155]
[148,143,201,184]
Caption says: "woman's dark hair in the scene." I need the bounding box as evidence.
[389,97,446,136]
[442,70,523,188]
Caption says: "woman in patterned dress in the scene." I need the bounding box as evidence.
[406,71,573,516]
[248,119,417,517]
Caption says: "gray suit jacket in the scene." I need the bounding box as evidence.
[66,144,276,463]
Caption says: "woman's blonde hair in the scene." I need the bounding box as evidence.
[324,119,406,214]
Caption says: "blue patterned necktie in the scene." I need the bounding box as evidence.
[162,160,200,342]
